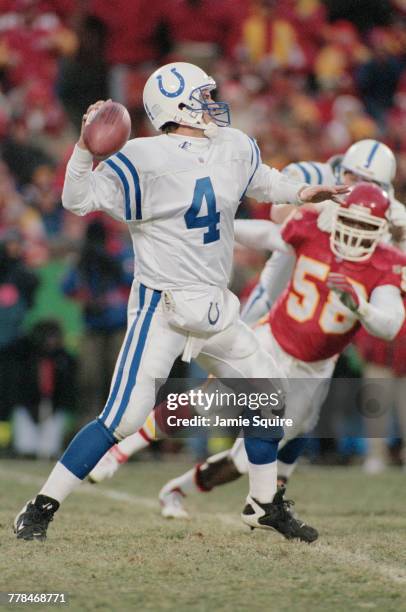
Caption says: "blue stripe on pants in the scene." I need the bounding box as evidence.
[242,284,265,318]
[108,289,162,434]
[100,284,146,424]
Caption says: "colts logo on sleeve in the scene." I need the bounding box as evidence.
[157,68,185,98]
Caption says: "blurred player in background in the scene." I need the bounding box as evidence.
[14,62,346,542]
[243,139,406,324]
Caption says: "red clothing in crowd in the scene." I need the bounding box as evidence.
[165,0,245,59]
[0,0,74,16]
[89,0,165,65]
[0,4,69,87]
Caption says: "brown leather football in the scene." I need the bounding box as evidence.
[83,101,131,158]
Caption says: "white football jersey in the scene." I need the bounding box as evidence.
[63,127,305,290]
[282,161,336,186]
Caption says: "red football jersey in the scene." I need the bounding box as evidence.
[269,210,406,362]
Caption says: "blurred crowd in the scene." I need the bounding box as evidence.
[0,0,406,466]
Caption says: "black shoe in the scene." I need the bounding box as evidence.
[241,486,318,543]
[14,495,60,541]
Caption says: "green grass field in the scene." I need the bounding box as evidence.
[1,458,406,612]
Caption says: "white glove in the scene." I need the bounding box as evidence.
[316,201,338,233]
[388,198,406,228]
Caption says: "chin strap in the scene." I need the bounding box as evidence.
[203,121,219,139]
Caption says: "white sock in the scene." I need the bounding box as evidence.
[248,460,277,504]
[277,459,297,481]
[117,431,150,457]
[166,466,200,496]
[39,462,82,503]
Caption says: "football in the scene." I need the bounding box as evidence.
[83,101,131,158]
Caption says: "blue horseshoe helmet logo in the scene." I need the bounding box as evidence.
[208,302,220,326]
[156,67,185,98]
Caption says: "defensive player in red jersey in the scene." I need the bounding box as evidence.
[153,183,406,521]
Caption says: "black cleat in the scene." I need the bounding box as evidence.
[14,495,60,541]
[241,486,318,543]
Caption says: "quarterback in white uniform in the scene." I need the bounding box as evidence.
[14,62,345,542]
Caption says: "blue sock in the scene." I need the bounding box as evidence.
[60,419,116,479]
[244,437,279,464]
[277,437,308,464]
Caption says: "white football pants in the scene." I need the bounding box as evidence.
[99,282,284,440]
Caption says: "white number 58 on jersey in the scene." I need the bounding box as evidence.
[287,255,368,334]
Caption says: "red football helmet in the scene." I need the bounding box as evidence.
[331,182,389,261]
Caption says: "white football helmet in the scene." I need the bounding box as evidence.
[143,62,230,132]
[340,139,396,189]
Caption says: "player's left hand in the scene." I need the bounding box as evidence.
[299,185,350,205]
[327,272,360,312]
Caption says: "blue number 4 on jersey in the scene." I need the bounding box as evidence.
[184,177,220,244]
